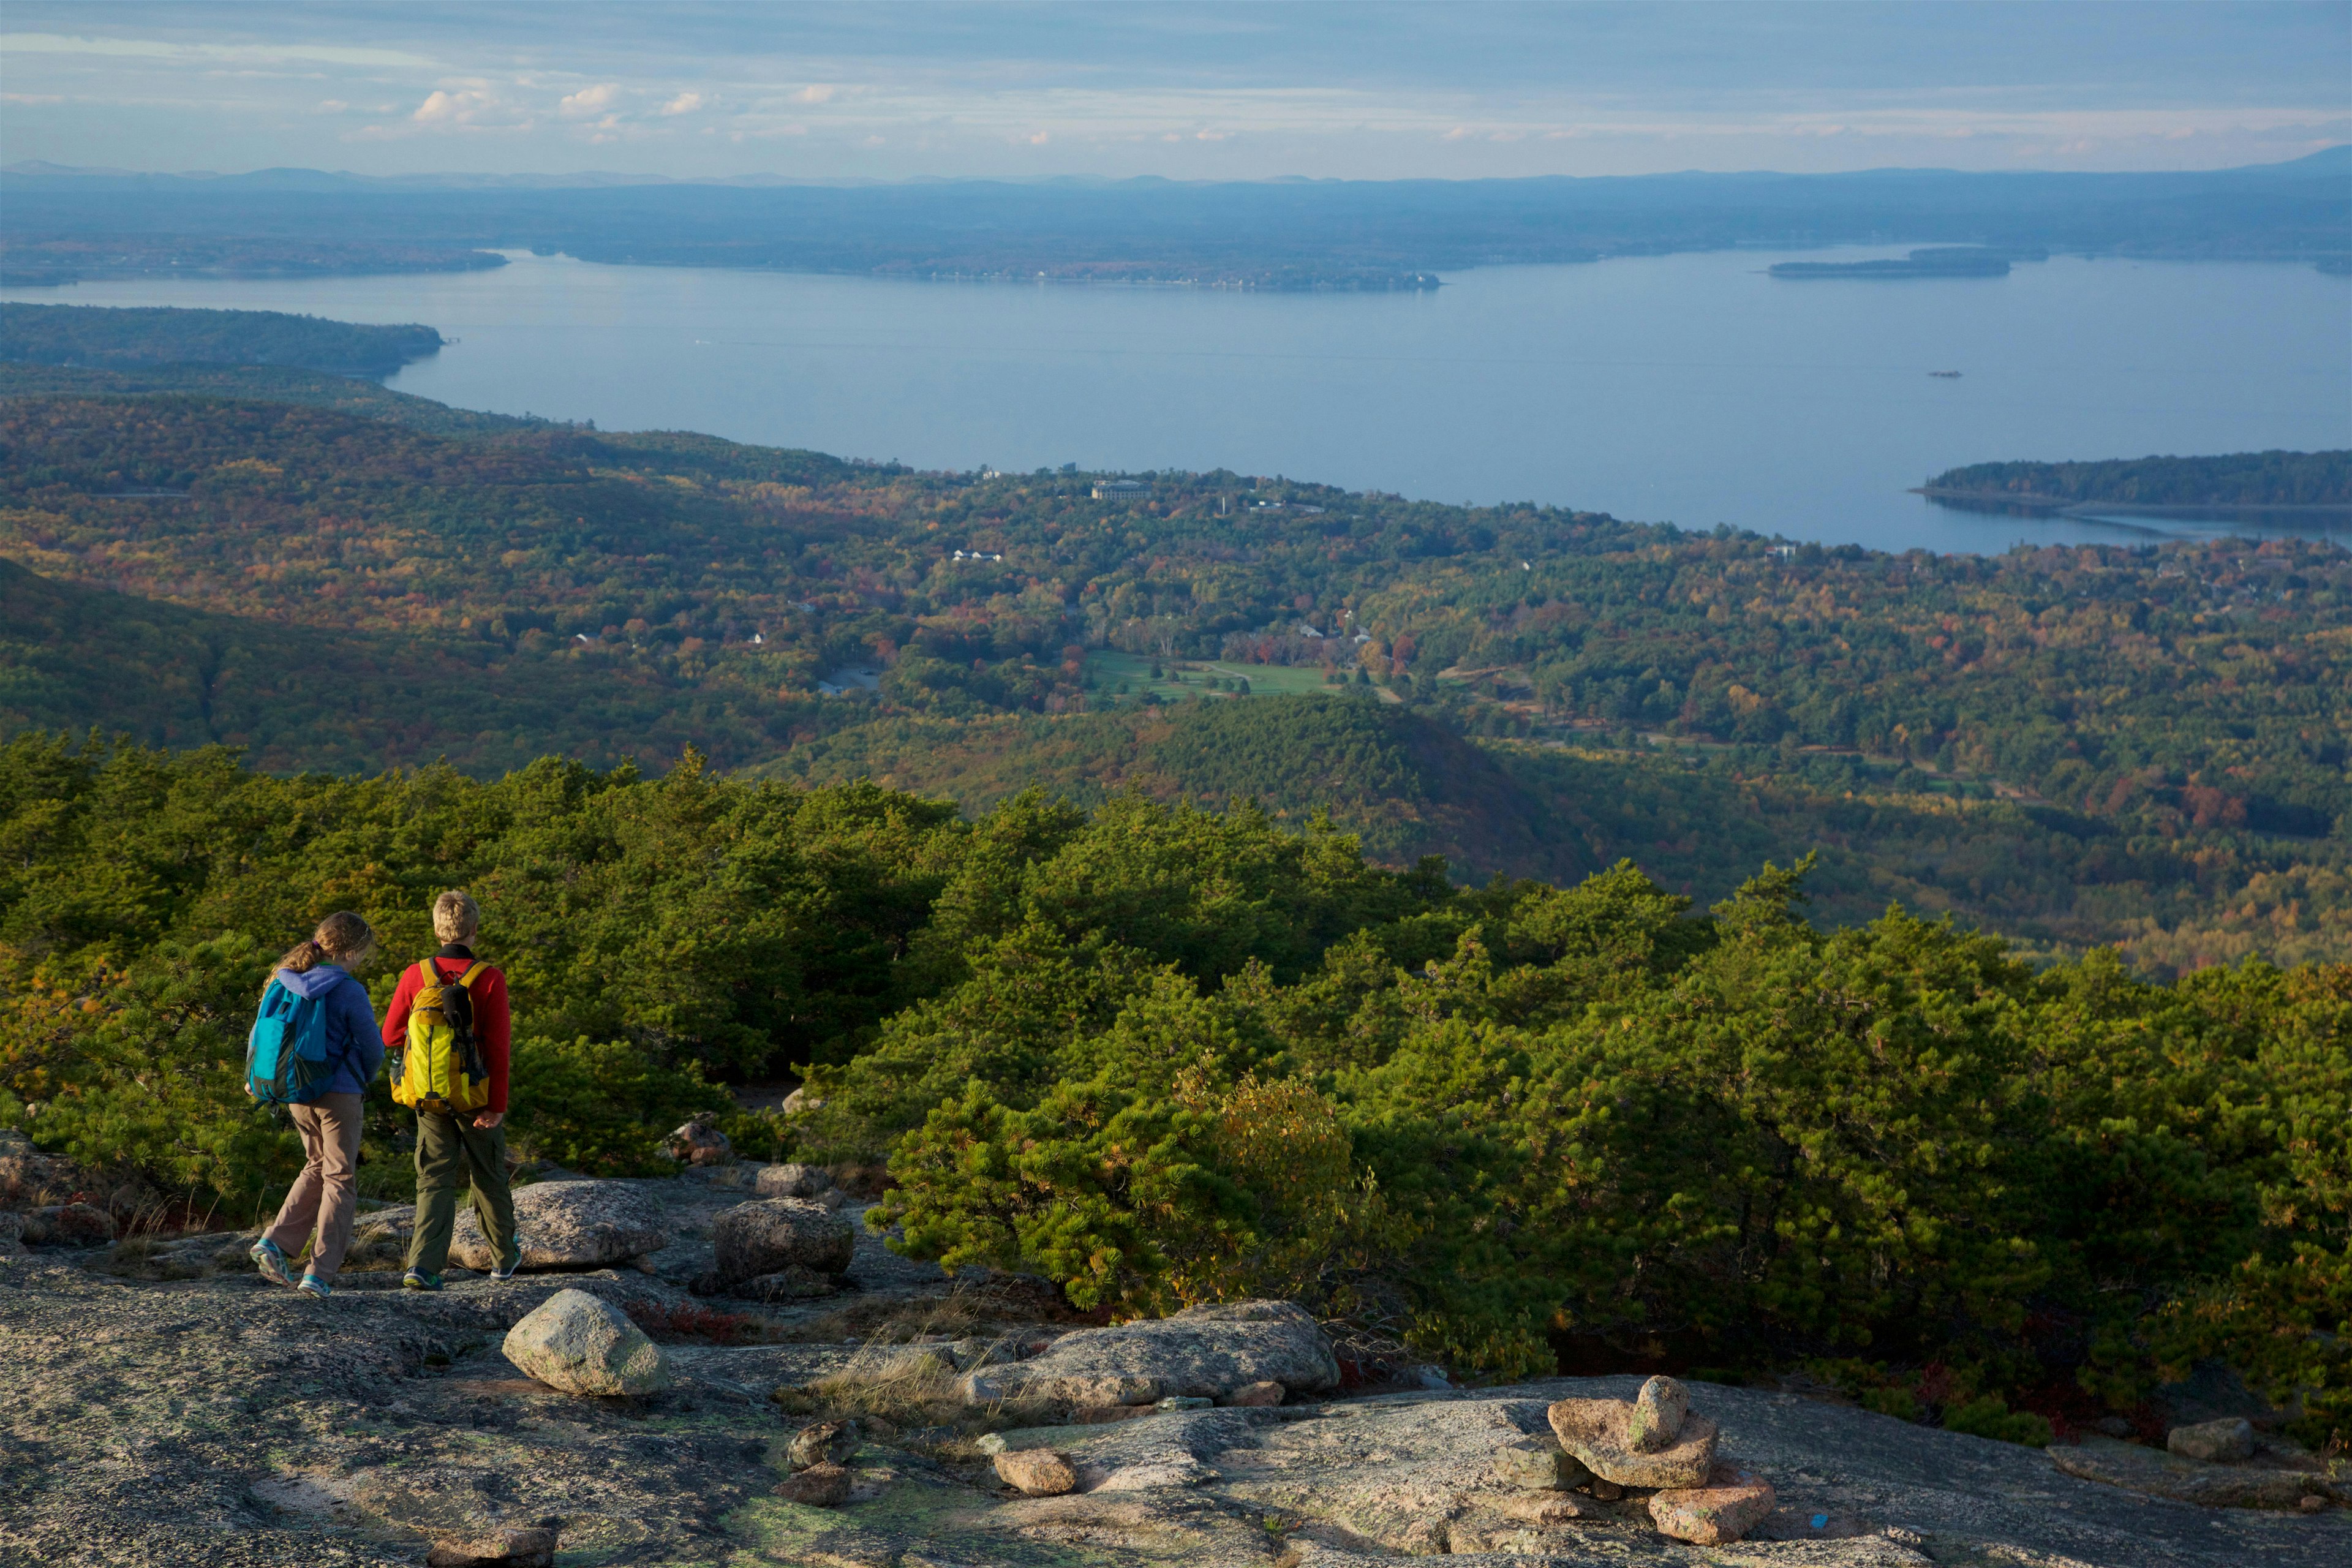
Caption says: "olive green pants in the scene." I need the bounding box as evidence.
[405,1110,518,1276]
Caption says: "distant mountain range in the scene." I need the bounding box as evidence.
[5,147,2345,288]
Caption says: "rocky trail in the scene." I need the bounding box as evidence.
[1,1150,2345,1568]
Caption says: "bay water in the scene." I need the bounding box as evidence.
[9,247,2346,554]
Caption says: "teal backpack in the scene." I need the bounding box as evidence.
[245,977,341,1106]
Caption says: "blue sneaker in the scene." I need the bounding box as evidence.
[296,1273,331,1300]
[251,1237,293,1287]
[402,1268,443,1292]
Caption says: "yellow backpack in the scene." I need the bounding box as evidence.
[393,959,492,1112]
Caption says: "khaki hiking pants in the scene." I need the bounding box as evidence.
[406,1109,518,1276]
[263,1091,364,1281]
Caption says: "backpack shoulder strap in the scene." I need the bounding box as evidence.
[454,960,491,990]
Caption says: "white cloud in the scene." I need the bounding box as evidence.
[793,85,836,105]
[660,91,704,116]
[558,82,621,118]
[314,99,349,114]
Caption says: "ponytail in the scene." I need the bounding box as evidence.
[279,911,375,973]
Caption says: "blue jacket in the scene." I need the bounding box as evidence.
[271,965,385,1098]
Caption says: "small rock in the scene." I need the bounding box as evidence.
[1221,1381,1285,1407]
[1589,1479,1625,1501]
[755,1162,835,1199]
[665,1115,733,1167]
[2301,1494,2329,1513]
[993,1449,1078,1496]
[1627,1375,1691,1452]
[2092,1416,2133,1438]
[1492,1437,1591,1491]
[975,1433,1011,1455]
[780,1086,824,1117]
[502,1288,671,1396]
[0,1211,24,1256]
[425,1527,557,1567]
[2167,1416,2255,1463]
[1496,1492,1591,1525]
[774,1462,850,1507]
[788,1419,861,1470]
[1550,1395,1718,1488]
[28,1202,116,1248]
[1649,1462,1777,1545]
[1156,1395,1215,1411]
[710,1197,855,1285]
[452,1180,666,1272]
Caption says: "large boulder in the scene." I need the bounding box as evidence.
[1549,1378,1719,1488]
[2169,1417,2255,1463]
[710,1197,854,1285]
[502,1287,671,1396]
[451,1180,666,1272]
[960,1300,1340,1408]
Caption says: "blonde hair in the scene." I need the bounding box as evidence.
[281,911,375,973]
[433,889,481,946]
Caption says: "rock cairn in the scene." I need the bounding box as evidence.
[1548,1375,1776,1545]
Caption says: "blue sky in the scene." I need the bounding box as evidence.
[4,2,2345,180]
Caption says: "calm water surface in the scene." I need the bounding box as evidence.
[10,249,2348,554]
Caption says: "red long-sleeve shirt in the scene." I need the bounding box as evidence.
[382,945,512,1114]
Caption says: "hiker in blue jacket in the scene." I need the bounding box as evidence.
[249,911,385,1299]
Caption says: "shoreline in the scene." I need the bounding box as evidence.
[1913,486,2352,521]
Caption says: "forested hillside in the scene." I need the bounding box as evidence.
[0,304,445,378]
[4,737,2347,1447]
[6,363,2352,971]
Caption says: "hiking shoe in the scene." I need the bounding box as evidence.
[489,1246,522,1282]
[401,1268,443,1292]
[251,1237,293,1287]
[295,1273,331,1300]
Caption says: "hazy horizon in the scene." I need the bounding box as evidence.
[4,1,2347,183]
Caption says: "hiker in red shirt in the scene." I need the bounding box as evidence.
[382,889,519,1289]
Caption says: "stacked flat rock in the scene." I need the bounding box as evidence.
[1648,1461,1777,1545]
[1548,1375,1719,1488]
[451,1179,666,1272]
[665,1117,733,1167]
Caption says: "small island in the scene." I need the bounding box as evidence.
[1771,246,2034,279]
[1917,450,2352,519]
